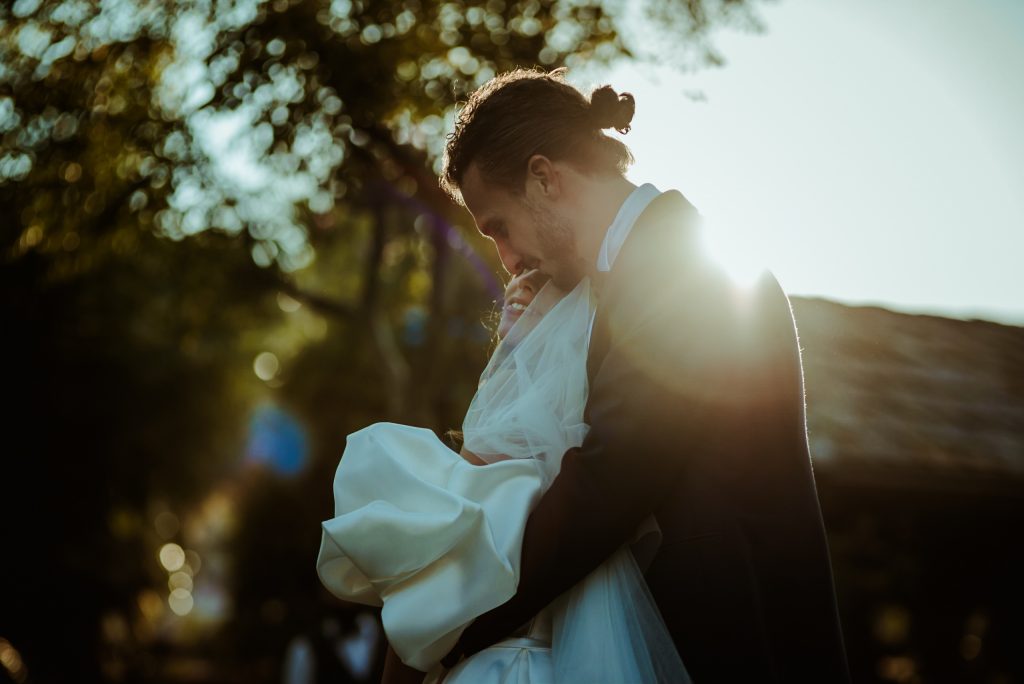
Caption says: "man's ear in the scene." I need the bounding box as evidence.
[525,154,560,199]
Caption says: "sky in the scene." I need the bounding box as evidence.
[588,0,1024,324]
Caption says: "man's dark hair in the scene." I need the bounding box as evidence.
[441,68,636,204]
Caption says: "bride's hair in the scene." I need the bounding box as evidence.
[441,68,635,204]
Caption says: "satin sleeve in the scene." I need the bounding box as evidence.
[316,423,547,671]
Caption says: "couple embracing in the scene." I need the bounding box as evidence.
[317,68,851,683]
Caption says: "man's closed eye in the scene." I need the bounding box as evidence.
[483,220,507,240]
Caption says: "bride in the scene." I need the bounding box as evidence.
[316,268,689,683]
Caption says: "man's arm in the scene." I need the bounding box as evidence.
[382,641,427,684]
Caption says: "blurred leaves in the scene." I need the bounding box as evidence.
[1,0,765,279]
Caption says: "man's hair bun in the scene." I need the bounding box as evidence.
[441,69,636,202]
[589,85,635,134]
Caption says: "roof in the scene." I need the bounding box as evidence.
[791,297,1024,487]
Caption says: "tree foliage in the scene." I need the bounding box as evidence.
[2,0,762,276]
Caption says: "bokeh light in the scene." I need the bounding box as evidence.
[168,571,193,592]
[185,549,203,575]
[0,638,27,683]
[158,543,186,572]
[137,590,164,623]
[277,292,301,312]
[153,511,180,539]
[253,352,280,381]
[168,588,194,617]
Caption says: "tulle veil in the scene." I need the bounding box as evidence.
[460,276,691,683]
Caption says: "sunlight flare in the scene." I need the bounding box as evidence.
[699,214,767,290]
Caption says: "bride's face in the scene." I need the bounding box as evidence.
[497,269,546,339]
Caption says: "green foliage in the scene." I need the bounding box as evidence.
[1,0,763,273]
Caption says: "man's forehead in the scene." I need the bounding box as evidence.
[461,167,502,234]
[460,164,491,212]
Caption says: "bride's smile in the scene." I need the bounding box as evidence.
[497,269,547,339]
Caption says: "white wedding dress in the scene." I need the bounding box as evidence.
[316,279,689,683]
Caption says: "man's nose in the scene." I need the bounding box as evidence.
[494,240,523,275]
[517,269,541,295]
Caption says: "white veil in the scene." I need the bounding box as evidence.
[462,278,590,487]
[461,277,690,683]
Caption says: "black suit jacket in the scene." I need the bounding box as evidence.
[447,191,851,682]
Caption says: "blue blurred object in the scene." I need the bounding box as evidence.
[245,403,309,476]
[402,306,427,347]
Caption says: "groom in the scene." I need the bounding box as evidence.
[438,69,850,682]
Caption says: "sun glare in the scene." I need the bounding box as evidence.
[699,215,768,290]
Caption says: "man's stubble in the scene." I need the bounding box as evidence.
[527,200,587,291]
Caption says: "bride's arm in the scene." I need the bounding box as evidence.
[459,447,487,466]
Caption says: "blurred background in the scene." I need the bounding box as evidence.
[1,0,1021,682]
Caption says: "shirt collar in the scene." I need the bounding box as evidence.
[596,183,662,272]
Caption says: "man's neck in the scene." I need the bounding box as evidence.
[578,176,637,276]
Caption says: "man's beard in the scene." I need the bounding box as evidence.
[528,202,586,291]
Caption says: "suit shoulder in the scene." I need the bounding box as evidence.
[605,198,797,370]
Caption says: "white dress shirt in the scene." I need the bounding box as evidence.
[587,183,662,344]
